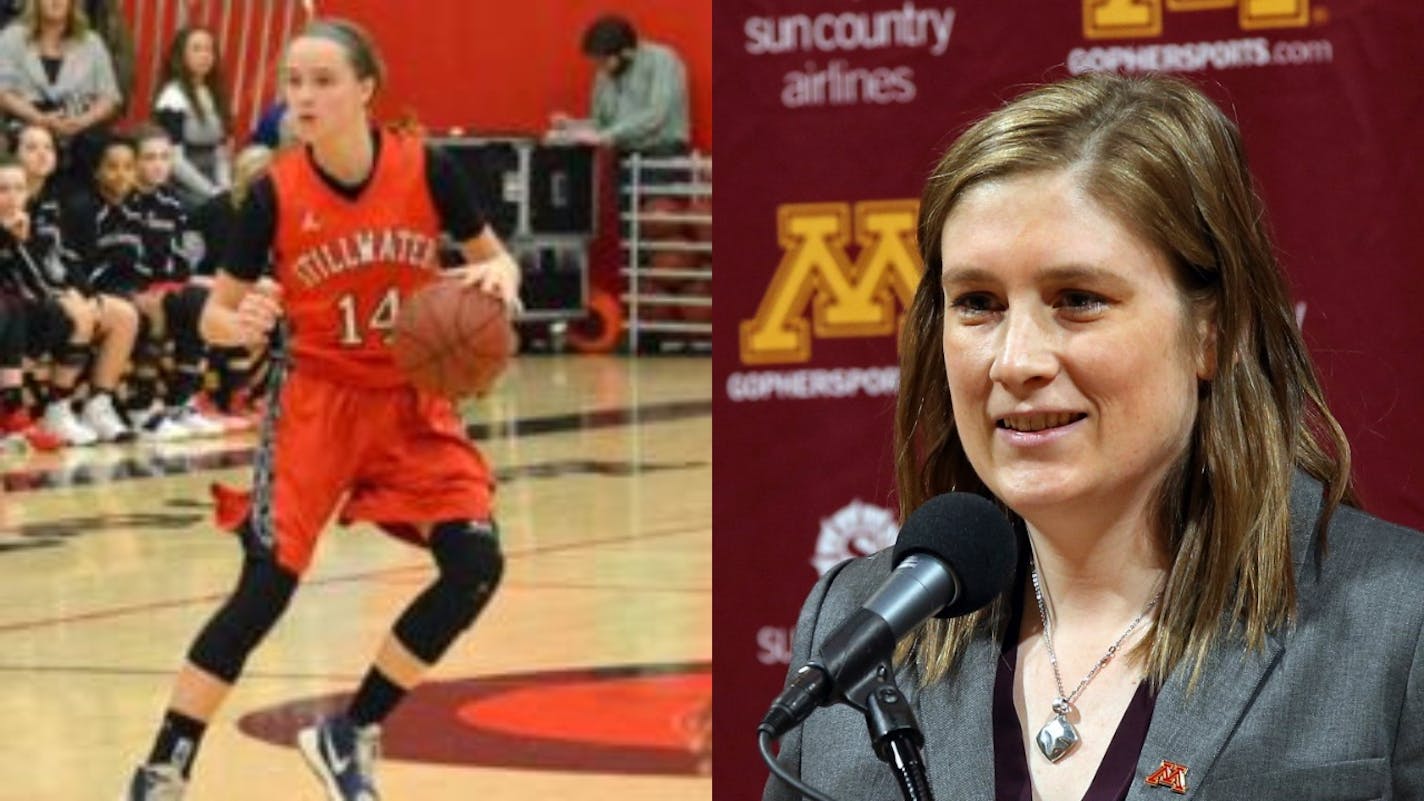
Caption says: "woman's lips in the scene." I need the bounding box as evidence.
[994,412,1087,447]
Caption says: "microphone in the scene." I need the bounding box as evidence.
[759,492,1018,739]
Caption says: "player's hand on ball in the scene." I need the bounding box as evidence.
[236,281,283,346]
[454,255,523,315]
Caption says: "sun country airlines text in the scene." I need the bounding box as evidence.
[743,2,956,109]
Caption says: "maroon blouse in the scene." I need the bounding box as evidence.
[992,591,1157,801]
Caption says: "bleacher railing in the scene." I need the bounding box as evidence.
[620,152,712,354]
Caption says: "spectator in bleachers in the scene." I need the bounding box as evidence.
[0,0,121,191]
[16,121,135,443]
[154,25,232,207]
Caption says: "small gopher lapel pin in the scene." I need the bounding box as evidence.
[1145,760,1189,794]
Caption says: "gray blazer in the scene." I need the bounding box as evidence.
[766,475,1424,801]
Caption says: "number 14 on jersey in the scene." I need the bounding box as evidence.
[337,287,400,346]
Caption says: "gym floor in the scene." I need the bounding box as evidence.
[0,354,711,800]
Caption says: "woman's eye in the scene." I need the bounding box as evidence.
[1059,291,1108,314]
[948,292,1000,317]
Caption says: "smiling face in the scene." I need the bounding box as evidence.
[0,165,28,221]
[939,169,1215,520]
[95,143,136,201]
[16,126,56,182]
[282,35,373,145]
[136,135,174,190]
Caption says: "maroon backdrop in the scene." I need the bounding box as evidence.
[713,1,1424,797]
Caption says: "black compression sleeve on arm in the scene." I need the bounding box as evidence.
[425,145,489,241]
[223,178,278,282]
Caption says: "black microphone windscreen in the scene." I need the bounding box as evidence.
[892,493,1018,618]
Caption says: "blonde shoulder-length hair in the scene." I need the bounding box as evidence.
[895,72,1355,688]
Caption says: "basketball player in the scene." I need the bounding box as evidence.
[130,124,225,436]
[122,18,520,801]
[16,122,142,445]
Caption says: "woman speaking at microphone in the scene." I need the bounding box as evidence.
[766,73,1423,801]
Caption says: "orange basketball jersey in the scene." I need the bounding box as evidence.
[269,130,443,388]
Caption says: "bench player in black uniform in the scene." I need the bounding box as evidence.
[132,124,224,436]
[0,153,121,449]
[86,133,212,440]
[16,123,140,444]
[0,156,66,451]
[184,143,275,425]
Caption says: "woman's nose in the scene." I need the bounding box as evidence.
[988,307,1059,390]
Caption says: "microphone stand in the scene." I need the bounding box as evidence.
[759,661,937,801]
[847,663,936,801]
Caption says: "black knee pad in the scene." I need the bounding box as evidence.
[165,286,210,365]
[23,301,74,361]
[161,285,207,332]
[160,289,183,326]
[52,339,90,369]
[0,301,26,367]
[432,520,504,593]
[47,304,77,347]
[392,520,503,664]
[187,555,298,683]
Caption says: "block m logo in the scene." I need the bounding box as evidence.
[1084,0,1311,39]
[1144,759,1190,793]
[739,200,921,365]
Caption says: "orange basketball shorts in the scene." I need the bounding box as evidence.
[215,367,494,575]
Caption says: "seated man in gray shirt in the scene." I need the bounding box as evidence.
[569,14,690,157]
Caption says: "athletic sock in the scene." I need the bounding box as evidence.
[146,709,207,778]
[166,367,204,408]
[127,374,158,412]
[347,667,407,727]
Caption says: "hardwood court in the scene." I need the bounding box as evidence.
[0,355,710,800]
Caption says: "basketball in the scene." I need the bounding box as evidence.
[392,279,514,397]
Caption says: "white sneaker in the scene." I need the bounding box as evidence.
[121,762,187,800]
[42,400,98,446]
[81,394,134,442]
[139,409,191,441]
[171,404,226,437]
[126,400,164,431]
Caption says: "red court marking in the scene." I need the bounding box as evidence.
[456,673,711,749]
[237,662,713,775]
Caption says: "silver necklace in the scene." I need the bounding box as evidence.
[1029,562,1161,763]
